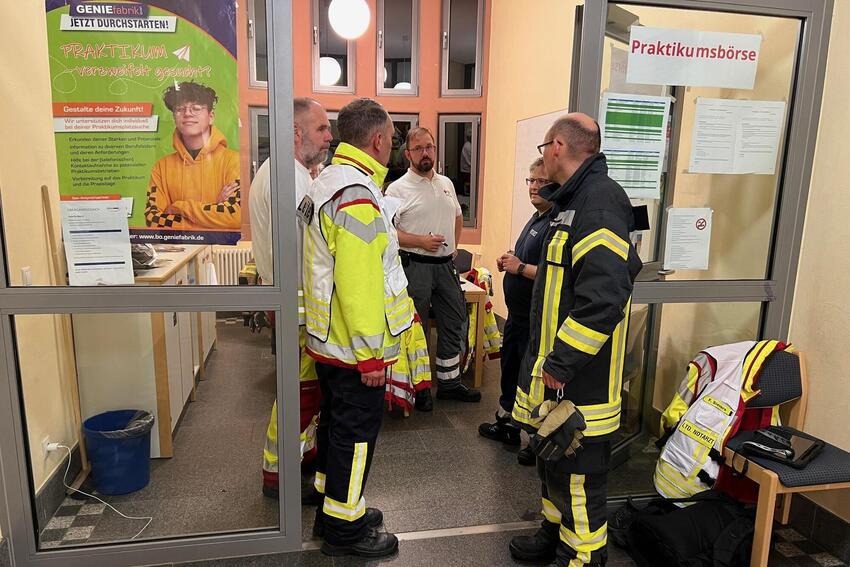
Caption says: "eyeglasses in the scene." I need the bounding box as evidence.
[526,177,551,186]
[537,140,555,154]
[408,144,437,154]
[174,104,208,116]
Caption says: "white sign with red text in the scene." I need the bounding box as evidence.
[627,27,762,89]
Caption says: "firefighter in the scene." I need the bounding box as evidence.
[509,114,642,566]
[302,98,414,558]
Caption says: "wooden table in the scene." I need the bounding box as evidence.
[460,279,488,388]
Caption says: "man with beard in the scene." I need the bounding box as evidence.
[251,97,332,501]
[386,127,480,410]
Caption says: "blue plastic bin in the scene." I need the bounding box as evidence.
[82,410,155,495]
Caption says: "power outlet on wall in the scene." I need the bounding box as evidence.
[41,436,51,458]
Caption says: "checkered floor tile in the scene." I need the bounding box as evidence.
[770,527,846,566]
[39,496,107,549]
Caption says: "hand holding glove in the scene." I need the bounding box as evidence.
[530,400,586,462]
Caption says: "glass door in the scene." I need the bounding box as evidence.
[570,0,831,497]
[0,1,305,565]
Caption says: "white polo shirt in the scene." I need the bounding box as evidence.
[249,158,311,284]
[385,169,463,257]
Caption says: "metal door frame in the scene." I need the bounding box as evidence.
[573,0,833,342]
[0,1,303,565]
[572,0,833,466]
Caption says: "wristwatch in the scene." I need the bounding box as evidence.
[517,263,527,276]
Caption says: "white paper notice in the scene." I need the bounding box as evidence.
[663,208,712,270]
[689,98,786,175]
[60,195,134,286]
[600,93,671,199]
[627,27,762,89]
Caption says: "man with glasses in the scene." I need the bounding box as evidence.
[479,157,553,465]
[386,127,481,410]
[146,81,241,231]
[509,114,642,567]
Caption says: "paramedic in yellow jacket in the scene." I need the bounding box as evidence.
[145,81,241,231]
[302,98,414,558]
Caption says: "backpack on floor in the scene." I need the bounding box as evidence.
[609,491,754,567]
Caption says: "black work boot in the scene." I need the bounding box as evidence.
[436,382,482,402]
[478,412,521,445]
[510,520,560,563]
[320,529,399,558]
[313,507,384,538]
[518,445,536,466]
[415,388,433,412]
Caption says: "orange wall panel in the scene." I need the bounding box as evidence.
[239,0,489,244]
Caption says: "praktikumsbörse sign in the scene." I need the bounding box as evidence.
[627,26,762,89]
[45,0,242,245]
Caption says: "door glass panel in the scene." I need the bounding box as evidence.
[601,4,800,280]
[254,111,271,180]
[440,117,479,226]
[15,310,283,548]
[382,0,415,91]
[609,301,763,498]
[447,0,480,90]
[317,0,350,88]
[251,0,268,84]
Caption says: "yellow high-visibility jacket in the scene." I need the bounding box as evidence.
[386,309,432,412]
[302,143,415,372]
[461,267,502,374]
[655,340,790,501]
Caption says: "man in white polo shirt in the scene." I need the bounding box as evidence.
[250,97,331,502]
[386,127,481,411]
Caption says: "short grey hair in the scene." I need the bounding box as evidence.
[547,117,601,156]
[293,97,320,126]
[529,157,545,172]
[337,98,390,148]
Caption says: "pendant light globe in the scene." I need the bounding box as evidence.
[328,0,370,40]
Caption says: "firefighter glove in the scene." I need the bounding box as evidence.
[530,400,586,462]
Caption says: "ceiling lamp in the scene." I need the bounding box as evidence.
[328,0,370,40]
[393,81,412,90]
[319,57,342,86]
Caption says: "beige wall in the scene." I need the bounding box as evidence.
[480,0,578,318]
[787,0,850,523]
[0,2,80,491]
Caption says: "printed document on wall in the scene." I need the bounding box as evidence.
[689,98,786,174]
[600,92,671,199]
[663,208,712,270]
[60,195,134,286]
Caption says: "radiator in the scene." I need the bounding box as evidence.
[212,246,253,286]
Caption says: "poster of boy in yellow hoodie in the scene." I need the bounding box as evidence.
[145,81,241,232]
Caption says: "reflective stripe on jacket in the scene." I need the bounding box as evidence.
[462,267,502,374]
[512,154,642,440]
[654,340,790,501]
[386,309,432,412]
[302,143,414,372]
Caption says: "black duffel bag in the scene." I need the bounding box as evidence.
[610,491,754,567]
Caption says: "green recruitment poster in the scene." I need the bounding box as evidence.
[45,0,240,245]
